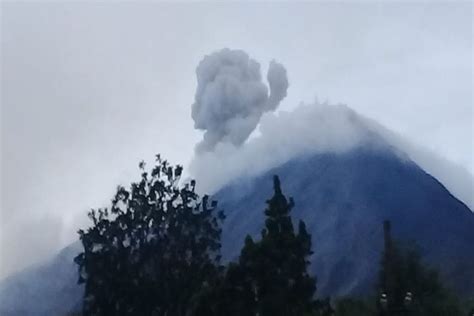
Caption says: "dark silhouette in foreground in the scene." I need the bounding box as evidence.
[206,176,332,316]
[375,221,462,316]
[335,221,465,316]
[74,155,469,316]
[75,157,331,316]
[75,156,224,315]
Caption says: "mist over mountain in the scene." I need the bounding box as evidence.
[1,104,472,315]
[188,50,473,210]
[1,49,472,315]
[191,100,473,210]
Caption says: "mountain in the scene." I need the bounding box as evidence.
[1,122,473,315]
[0,242,83,316]
[216,145,474,298]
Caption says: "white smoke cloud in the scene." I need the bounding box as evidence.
[189,50,473,210]
[191,48,288,152]
[190,99,474,211]
[190,101,378,193]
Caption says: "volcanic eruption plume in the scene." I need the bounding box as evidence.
[191,48,288,152]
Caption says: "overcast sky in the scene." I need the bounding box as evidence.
[1,1,472,279]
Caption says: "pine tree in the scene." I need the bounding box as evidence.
[217,176,324,316]
[377,221,462,316]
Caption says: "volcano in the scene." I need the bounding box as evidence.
[1,106,473,315]
[216,145,474,298]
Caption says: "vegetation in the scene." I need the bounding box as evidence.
[333,222,465,316]
[211,176,331,316]
[75,155,467,316]
[333,298,375,316]
[74,156,224,315]
[376,221,463,316]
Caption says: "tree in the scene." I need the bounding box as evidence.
[216,176,328,316]
[377,221,462,316]
[74,155,225,316]
[334,298,375,316]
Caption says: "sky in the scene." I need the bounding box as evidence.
[0,1,472,279]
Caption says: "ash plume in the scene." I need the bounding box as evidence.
[191,48,288,152]
[189,49,473,211]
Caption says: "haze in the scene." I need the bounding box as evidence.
[1,2,472,279]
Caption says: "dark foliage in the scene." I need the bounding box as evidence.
[72,154,467,316]
[74,156,225,316]
[213,176,332,316]
[332,224,466,316]
[334,298,375,316]
[377,222,463,316]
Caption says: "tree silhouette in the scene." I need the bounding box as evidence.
[377,221,462,316]
[216,176,328,316]
[74,155,224,316]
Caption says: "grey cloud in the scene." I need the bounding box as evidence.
[190,100,474,212]
[266,60,289,110]
[190,101,377,194]
[191,49,288,152]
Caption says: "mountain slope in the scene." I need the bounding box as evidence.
[217,146,474,298]
[1,145,473,314]
[0,242,83,316]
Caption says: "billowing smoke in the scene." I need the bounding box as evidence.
[191,49,288,152]
[190,101,381,194]
[189,50,473,210]
[190,100,474,211]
